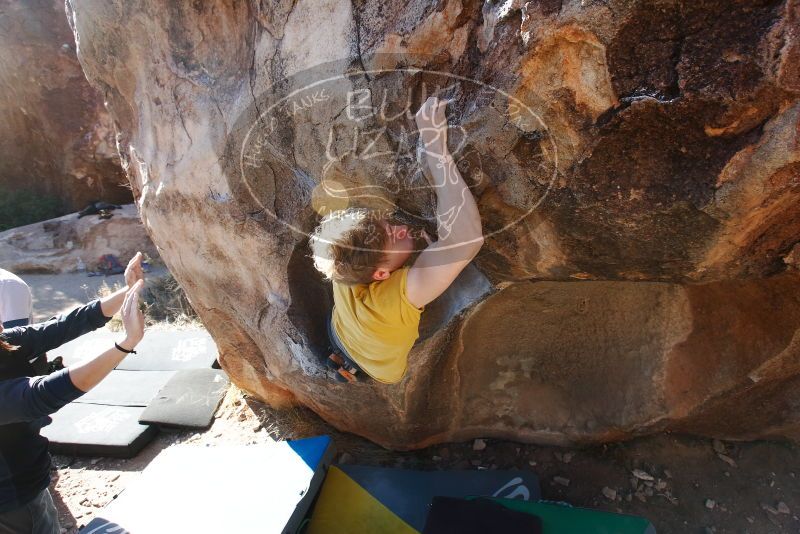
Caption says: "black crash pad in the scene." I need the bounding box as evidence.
[139,369,230,429]
[42,404,157,458]
[50,327,218,371]
[423,497,543,534]
[75,370,175,407]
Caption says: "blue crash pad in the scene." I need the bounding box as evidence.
[308,465,541,533]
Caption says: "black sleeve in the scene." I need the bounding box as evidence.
[1,300,112,362]
[0,369,85,424]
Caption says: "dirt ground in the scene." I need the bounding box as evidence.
[26,273,800,533]
[49,387,800,534]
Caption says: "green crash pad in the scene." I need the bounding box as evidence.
[486,498,656,534]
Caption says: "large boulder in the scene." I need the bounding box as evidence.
[0,204,159,274]
[65,0,800,448]
[0,0,131,214]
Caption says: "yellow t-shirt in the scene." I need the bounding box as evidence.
[331,266,423,384]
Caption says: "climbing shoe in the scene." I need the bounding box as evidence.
[336,367,358,383]
[325,352,361,383]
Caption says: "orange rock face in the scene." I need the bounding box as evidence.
[65,0,800,448]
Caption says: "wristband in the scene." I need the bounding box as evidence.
[114,342,137,354]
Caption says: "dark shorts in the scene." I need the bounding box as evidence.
[0,488,60,534]
[326,312,363,374]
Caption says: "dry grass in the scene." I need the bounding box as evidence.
[245,393,329,441]
[94,272,202,331]
[144,273,200,326]
[213,385,337,444]
[237,386,403,464]
[94,280,125,331]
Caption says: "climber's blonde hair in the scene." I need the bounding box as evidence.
[309,208,388,285]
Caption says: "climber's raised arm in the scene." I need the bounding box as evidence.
[308,97,484,384]
[406,97,484,309]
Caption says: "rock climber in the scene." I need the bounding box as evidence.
[309,96,484,384]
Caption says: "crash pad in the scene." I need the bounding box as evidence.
[50,327,218,371]
[422,496,543,534]
[49,328,116,367]
[78,436,335,534]
[486,498,657,533]
[138,369,229,429]
[307,465,541,534]
[42,404,157,458]
[74,370,175,407]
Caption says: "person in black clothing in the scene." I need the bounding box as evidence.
[0,253,146,534]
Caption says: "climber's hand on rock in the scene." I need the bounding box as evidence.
[415,96,450,155]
